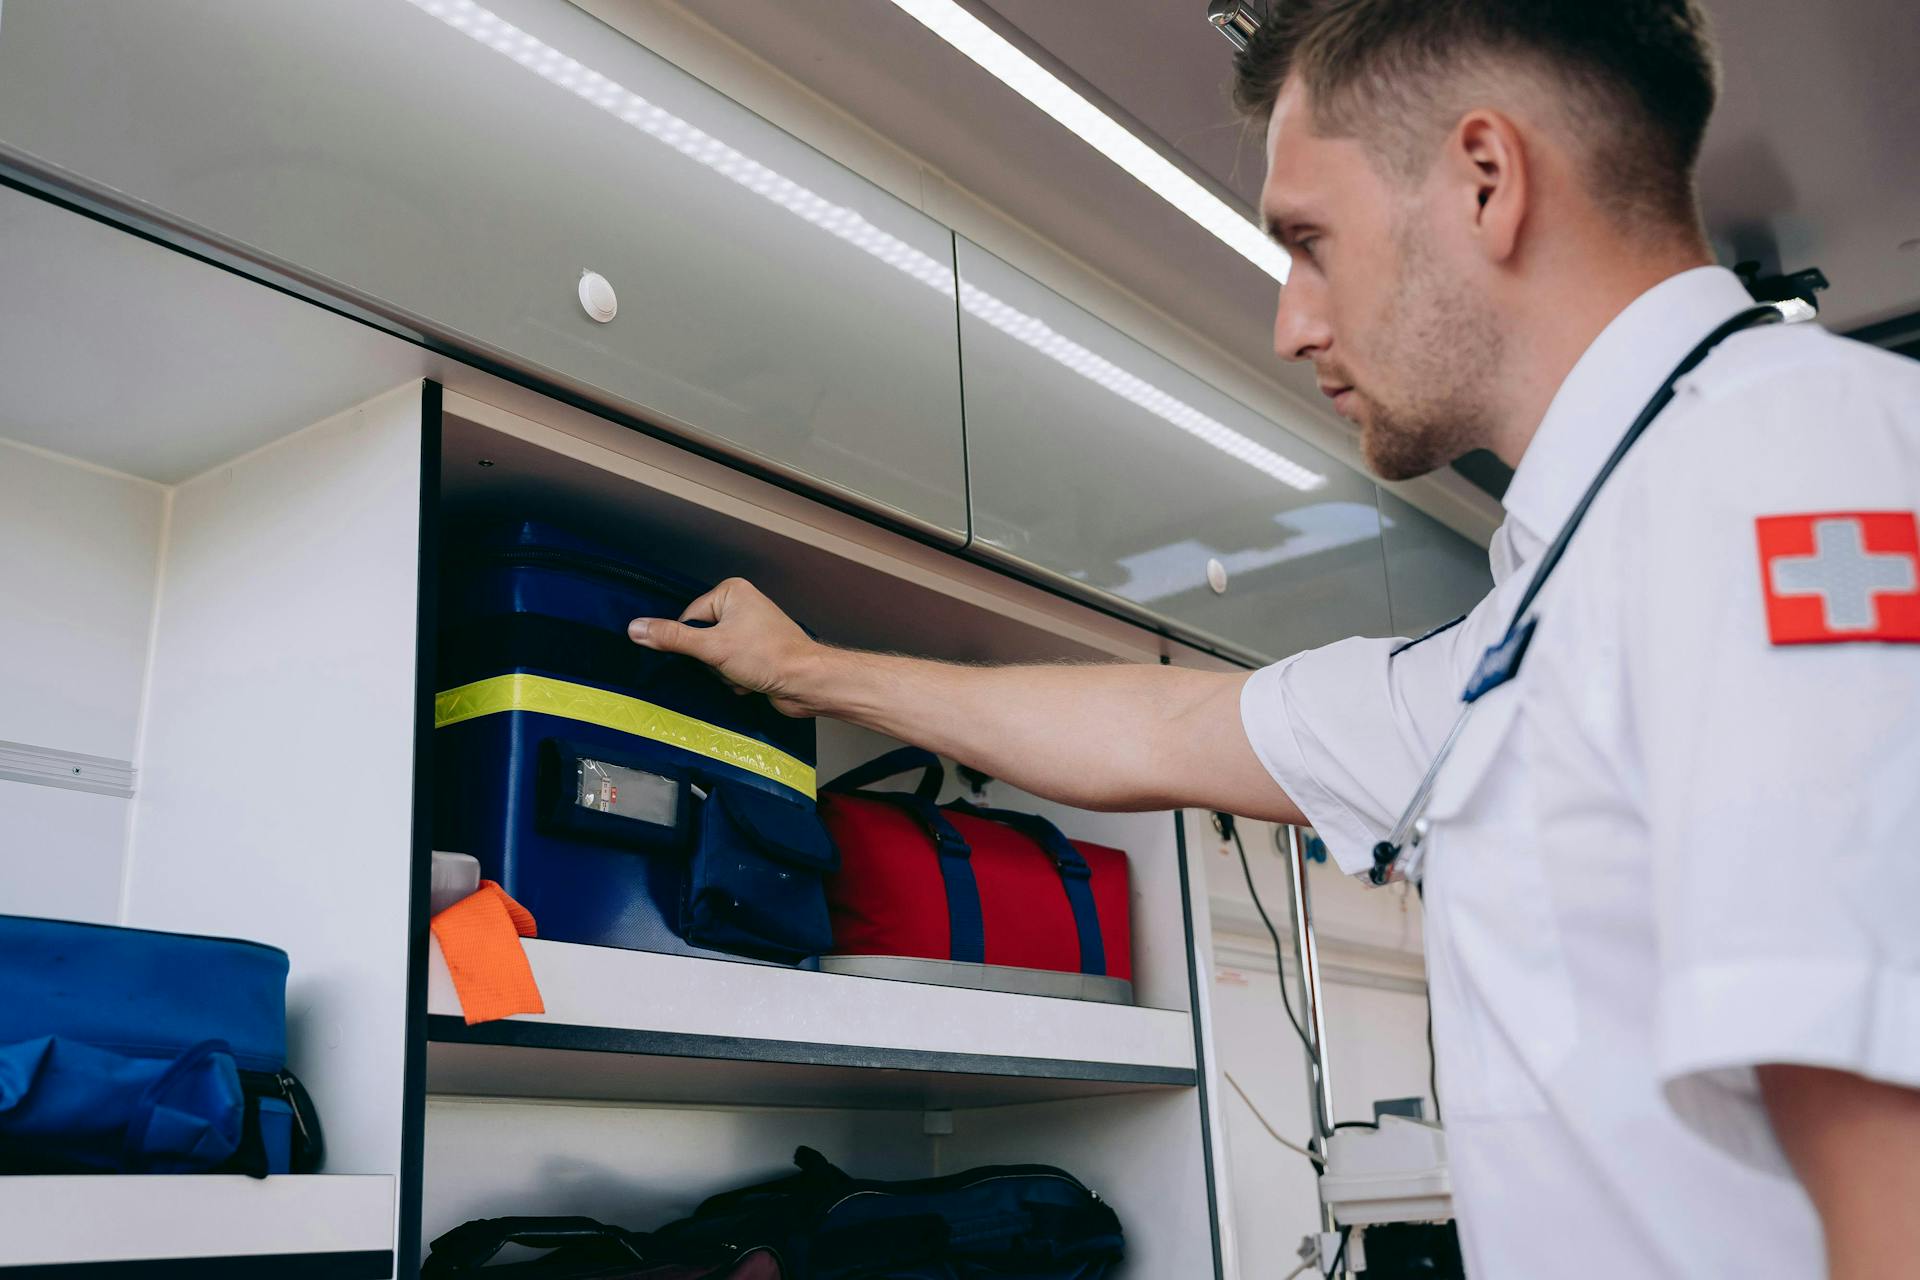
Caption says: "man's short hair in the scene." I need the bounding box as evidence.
[1234,0,1719,230]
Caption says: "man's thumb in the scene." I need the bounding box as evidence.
[629,617,707,659]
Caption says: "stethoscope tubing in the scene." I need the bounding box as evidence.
[1368,303,1785,886]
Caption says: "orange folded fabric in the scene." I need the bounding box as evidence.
[431,879,545,1025]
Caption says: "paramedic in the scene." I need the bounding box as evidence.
[630,1,1920,1274]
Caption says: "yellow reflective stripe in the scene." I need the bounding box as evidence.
[434,673,816,799]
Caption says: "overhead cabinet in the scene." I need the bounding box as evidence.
[955,238,1395,662]
[0,0,969,537]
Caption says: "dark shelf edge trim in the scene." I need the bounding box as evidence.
[427,1015,1196,1087]
[0,1250,393,1279]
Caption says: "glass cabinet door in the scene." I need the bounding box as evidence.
[1377,490,1494,638]
[956,238,1392,661]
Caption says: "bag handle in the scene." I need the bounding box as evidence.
[686,1144,851,1222]
[824,746,944,801]
[234,1068,325,1175]
[825,751,985,965]
[123,1038,246,1174]
[946,801,1107,978]
[422,1215,649,1275]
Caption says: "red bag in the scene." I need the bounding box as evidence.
[818,749,1133,1002]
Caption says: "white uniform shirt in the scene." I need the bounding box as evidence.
[1242,266,1920,1278]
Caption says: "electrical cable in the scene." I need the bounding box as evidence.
[1220,814,1312,1052]
[1426,996,1442,1126]
[1418,882,1443,1125]
[1329,1225,1351,1276]
[1222,1071,1322,1169]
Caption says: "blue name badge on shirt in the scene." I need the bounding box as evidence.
[1462,617,1539,703]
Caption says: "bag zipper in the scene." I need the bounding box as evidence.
[0,911,287,958]
[477,548,818,639]
[826,1169,1101,1214]
[483,546,700,604]
[707,1173,1106,1273]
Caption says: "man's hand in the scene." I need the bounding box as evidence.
[626,578,1304,823]
[1759,1063,1920,1279]
[629,578,826,717]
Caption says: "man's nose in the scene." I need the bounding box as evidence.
[1272,283,1330,363]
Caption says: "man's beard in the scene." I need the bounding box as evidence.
[1355,226,1503,482]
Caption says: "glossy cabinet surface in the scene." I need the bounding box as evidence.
[956,239,1392,661]
[0,0,968,535]
[1377,491,1494,638]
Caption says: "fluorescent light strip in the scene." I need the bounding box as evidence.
[958,285,1324,490]
[885,0,1290,284]
[406,0,1322,491]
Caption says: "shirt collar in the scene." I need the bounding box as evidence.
[1497,265,1756,559]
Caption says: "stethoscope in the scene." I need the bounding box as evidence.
[1368,302,1786,886]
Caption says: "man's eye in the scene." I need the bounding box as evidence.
[1296,236,1321,260]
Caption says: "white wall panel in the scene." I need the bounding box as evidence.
[1199,816,1434,1275]
[0,438,164,760]
[1202,818,1425,964]
[1208,968,1436,1274]
[124,383,424,1178]
[0,439,163,924]
[0,780,128,923]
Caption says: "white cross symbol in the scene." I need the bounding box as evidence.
[1770,518,1918,631]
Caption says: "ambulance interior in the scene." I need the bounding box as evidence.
[0,2,1914,1278]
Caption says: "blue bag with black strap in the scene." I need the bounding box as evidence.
[434,521,836,965]
[0,915,322,1176]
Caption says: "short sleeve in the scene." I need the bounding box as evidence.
[1625,340,1920,1172]
[1239,606,1496,876]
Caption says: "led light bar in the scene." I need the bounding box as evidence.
[885,0,1290,283]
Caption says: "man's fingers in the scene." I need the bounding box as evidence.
[679,579,742,627]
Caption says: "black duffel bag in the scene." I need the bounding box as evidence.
[643,1147,1124,1280]
[421,1215,782,1278]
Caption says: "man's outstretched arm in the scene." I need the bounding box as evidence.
[630,577,1304,822]
[1758,1065,1920,1280]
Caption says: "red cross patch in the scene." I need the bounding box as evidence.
[1755,511,1920,645]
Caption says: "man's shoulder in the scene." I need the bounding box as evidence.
[1673,323,1919,432]
[1628,324,1917,497]
[1577,324,1916,595]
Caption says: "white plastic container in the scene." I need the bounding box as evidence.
[429,851,483,916]
[1319,1115,1453,1226]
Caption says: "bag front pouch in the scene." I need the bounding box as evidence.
[684,782,839,964]
[0,1036,245,1174]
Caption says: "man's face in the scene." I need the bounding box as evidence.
[1259,79,1501,480]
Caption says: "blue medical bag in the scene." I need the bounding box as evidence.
[434,522,835,964]
[0,915,321,1176]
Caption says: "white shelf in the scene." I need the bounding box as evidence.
[0,1175,394,1274]
[426,937,1197,1106]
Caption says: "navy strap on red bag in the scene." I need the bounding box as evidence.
[946,800,1107,978]
[825,750,1107,978]
[825,748,985,966]
[823,747,943,801]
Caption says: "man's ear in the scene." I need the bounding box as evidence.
[1449,108,1528,264]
